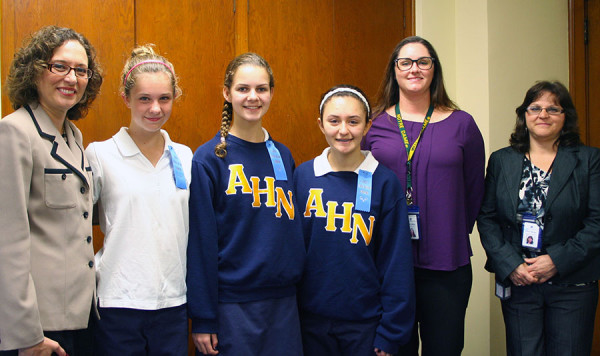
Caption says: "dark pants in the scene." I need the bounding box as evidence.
[0,323,93,356]
[94,304,187,356]
[201,295,302,356]
[299,311,379,356]
[501,281,598,356]
[397,264,472,356]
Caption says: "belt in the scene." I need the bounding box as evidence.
[547,280,597,287]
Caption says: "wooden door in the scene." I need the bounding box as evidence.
[247,0,410,163]
[570,0,600,148]
[1,1,413,354]
[583,0,600,148]
[133,0,236,153]
[569,0,600,354]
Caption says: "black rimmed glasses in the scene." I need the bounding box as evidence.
[395,57,435,71]
[526,106,564,116]
[45,63,93,79]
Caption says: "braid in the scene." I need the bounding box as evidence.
[215,53,273,158]
[214,100,233,158]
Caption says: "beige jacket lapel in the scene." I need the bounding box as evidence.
[27,104,90,187]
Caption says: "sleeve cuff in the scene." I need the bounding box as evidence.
[373,333,399,355]
[190,318,218,334]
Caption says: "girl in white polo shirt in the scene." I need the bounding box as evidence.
[85,44,192,355]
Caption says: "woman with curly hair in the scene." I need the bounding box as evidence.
[0,26,102,356]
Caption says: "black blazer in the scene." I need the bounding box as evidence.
[477,145,600,284]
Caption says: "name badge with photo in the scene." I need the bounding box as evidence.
[521,213,542,251]
[408,205,421,240]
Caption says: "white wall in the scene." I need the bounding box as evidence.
[0,16,4,116]
[416,1,568,355]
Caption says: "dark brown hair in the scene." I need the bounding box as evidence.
[5,26,103,120]
[319,84,371,122]
[510,81,581,153]
[372,36,458,117]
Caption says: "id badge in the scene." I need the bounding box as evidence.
[495,280,511,300]
[407,205,420,240]
[521,213,542,251]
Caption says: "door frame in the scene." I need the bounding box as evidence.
[569,0,588,144]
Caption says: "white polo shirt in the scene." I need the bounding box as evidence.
[85,127,192,310]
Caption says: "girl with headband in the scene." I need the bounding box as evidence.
[187,52,305,355]
[85,44,192,355]
[294,84,415,356]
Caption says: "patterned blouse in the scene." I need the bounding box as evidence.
[517,157,552,229]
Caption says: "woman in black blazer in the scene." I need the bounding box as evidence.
[478,81,600,356]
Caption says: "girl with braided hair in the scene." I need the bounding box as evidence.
[187,53,304,355]
[85,44,192,355]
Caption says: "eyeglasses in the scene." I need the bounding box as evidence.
[526,106,564,116]
[395,57,435,71]
[45,63,93,79]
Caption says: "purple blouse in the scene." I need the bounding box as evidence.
[362,110,485,270]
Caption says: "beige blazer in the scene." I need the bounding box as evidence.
[0,104,96,351]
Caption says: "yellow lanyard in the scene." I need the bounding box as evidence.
[395,102,434,204]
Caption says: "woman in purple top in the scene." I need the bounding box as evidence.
[362,36,485,355]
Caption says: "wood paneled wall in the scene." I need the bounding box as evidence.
[2,0,412,161]
[2,1,413,354]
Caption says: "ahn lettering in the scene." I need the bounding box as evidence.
[225,164,295,219]
[302,188,375,246]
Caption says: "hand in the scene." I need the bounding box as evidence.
[18,337,66,356]
[374,348,392,356]
[525,255,557,283]
[509,263,538,286]
[192,333,219,355]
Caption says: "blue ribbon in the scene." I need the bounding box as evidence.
[266,140,288,181]
[355,169,372,212]
[168,145,187,189]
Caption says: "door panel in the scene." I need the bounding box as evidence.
[134,0,235,150]
[586,1,600,351]
[248,0,407,165]
[333,0,405,100]
[570,1,600,354]
[586,0,600,148]
[248,1,335,163]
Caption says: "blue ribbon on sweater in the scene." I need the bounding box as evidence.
[355,169,372,212]
[266,140,288,181]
